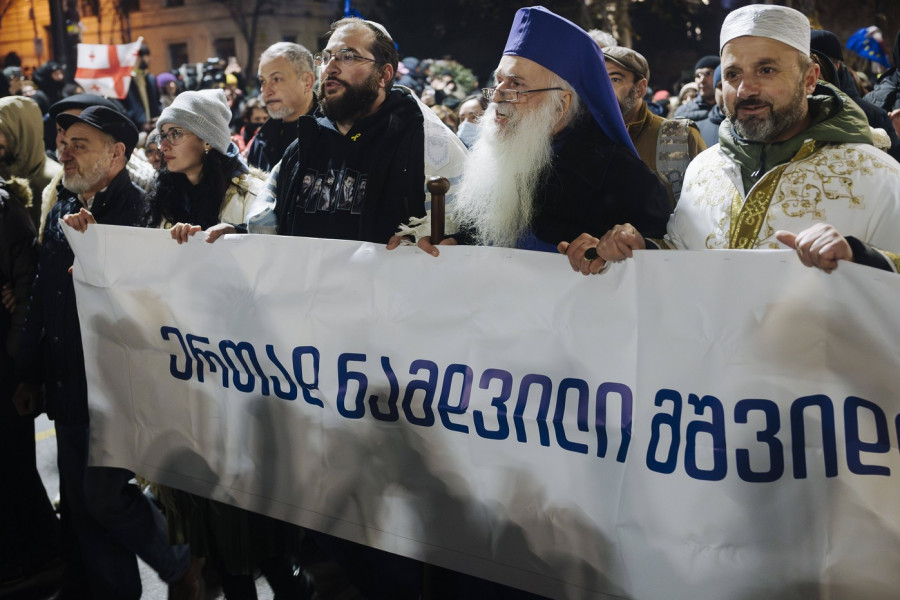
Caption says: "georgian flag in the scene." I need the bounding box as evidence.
[75,37,143,99]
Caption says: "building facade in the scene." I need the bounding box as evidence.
[1,0,375,78]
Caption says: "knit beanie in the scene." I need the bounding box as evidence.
[157,89,231,154]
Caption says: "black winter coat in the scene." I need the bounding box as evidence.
[16,169,147,425]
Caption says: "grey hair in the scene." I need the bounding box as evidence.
[587,29,618,48]
[546,71,584,129]
[259,42,314,78]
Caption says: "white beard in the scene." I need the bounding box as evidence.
[63,151,112,195]
[451,99,561,248]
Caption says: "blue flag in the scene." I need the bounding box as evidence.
[344,0,364,18]
[846,27,891,68]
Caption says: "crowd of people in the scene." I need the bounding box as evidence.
[2,3,900,599]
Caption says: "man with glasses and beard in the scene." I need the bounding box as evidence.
[602,46,706,207]
[568,4,900,276]
[233,17,429,244]
[412,6,669,256]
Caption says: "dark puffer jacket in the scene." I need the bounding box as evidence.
[864,27,900,112]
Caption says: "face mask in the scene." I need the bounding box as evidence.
[457,119,480,148]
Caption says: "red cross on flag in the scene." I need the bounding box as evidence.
[75,37,143,99]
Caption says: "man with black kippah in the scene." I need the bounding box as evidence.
[15,105,204,599]
[674,55,720,122]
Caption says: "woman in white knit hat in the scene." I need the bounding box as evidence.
[149,88,266,235]
[148,90,308,597]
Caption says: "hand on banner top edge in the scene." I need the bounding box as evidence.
[385,234,457,257]
[170,222,204,244]
[62,207,96,233]
[203,223,237,244]
[775,224,853,274]
[559,224,645,276]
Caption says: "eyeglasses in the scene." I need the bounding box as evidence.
[482,87,564,103]
[313,49,377,67]
[158,127,189,146]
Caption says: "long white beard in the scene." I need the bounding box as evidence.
[451,99,560,247]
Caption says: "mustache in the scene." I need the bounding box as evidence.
[323,75,347,86]
[734,98,772,110]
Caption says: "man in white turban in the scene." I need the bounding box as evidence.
[564,3,900,275]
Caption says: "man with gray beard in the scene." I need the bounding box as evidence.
[15,106,202,599]
[421,6,669,253]
[246,42,317,171]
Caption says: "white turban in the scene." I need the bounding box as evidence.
[720,4,810,56]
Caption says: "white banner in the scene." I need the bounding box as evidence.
[66,224,900,600]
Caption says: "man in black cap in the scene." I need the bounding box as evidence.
[674,55,720,121]
[39,94,156,239]
[15,106,203,599]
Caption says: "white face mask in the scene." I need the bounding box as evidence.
[457,119,480,148]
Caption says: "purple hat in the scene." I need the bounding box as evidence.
[502,6,636,156]
[156,72,178,89]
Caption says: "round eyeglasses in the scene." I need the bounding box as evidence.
[158,127,190,146]
[481,87,564,103]
[314,50,377,67]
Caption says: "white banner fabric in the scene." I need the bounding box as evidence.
[66,224,900,600]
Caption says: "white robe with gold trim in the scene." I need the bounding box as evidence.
[665,143,900,270]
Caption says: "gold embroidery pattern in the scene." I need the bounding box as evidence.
[728,141,822,249]
[683,152,732,209]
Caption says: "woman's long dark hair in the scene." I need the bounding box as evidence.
[148,146,246,229]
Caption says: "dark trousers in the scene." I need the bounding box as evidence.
[0,395,60,579]
[55,423,190,599]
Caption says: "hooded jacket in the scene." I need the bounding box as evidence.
[0,176,37,381]
[30,62,66,115]
[830,64,900,160]
[0,96,61,228]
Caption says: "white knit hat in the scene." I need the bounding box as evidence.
[157,89,232,154]
[720,4,810,56]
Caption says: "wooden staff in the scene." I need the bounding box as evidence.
[427,176,450,244]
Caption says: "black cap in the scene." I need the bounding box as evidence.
[49,93,125,119]
[57,105,139,159]
[694,55,720,72]
[810,30,844,62]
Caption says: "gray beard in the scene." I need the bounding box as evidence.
[62,154,110,195]
[450,99,561,248]
[728,79,807,142]
[619,85,642,117]
[266,105,294,120]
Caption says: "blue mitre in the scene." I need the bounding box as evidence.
[502,5,637,156]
